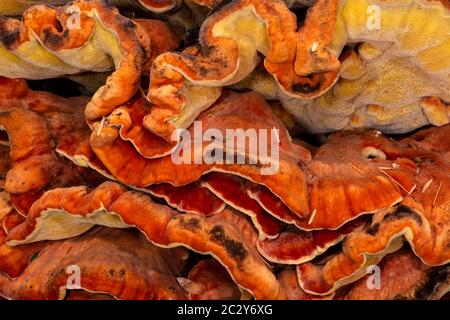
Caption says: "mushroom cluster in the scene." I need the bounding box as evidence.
[0,0,449,300]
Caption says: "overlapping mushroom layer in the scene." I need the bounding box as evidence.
[146,0,450,137]
[0,0,449,301]
[0,0,179,123]
[297,125,450,295]
[57,91,311,221]
[1,78,443,299]
[13,124,450,298]
[1,225,190,299]
[146,0,340,140]
[279,0,450,133]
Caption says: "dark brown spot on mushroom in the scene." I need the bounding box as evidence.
[122,20,137,31]
[179,217,201,231]
[383,205,423,225]
[209,0,234,17]
[43,28,69,47]
[208,225,248,264]
[291,79,321,93]
[414,266,450,299]
[366,223,380,236]
[0,28,19,49]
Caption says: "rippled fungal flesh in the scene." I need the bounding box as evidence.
[0,208,47,279]
[202,173,282,240]
[274,0,450,133]
[146,0,341,140]
[89,92,311,217]
[0,76,110,219]
[6,182,282,299]
[0,0,179,124]
[278,269,334,300]
[0,106,66,195]
[56,130,227,217]
[0,1,34,16]
[0,146,11,189]
[59,100,419,235]
[256,216,368,265]
[89,97,176,159]
[246,130,416,231]
[343,249,450,300]
[0,227,189,299]
[137,0,182,13]
[0,191,12,219]
[296,125,450,295]
[146,182,226,216]
[0,77,102,197]
[179,258,242,300]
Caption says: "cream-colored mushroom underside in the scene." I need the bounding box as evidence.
[243,0,450,133]
[169,6,269,130]
[0,9,123,79]
[288,0,450,133]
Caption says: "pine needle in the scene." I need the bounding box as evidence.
[421,178,433,193]
[432,180,443,207]
[96,117,106,136]
[348,162,365,176]
[378,168,412,195]
[308,208,317,225]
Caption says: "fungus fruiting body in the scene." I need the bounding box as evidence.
[0,0,449,301]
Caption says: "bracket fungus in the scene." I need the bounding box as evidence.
[296,125,450,295]
[343,249,450,300]
[246,130,416,233]
[256,216,368,265]
[278,269,334,300]
[181,258,242,300]
[136,0,182,13]
[202,173,282,240]
[146,0,340,140]
[87,92,311,217]
[0,0,449,301]
[0,227,189,299]
[271,0,450,133]
[0,200,47,280]
[0,0,179,123]
[6,182,283,299]
[0,1,185,16]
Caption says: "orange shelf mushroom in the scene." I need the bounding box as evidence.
[297,125,450,295]
[137,0,182,13]
[0,227,189,299]
[343,249,450,300]
[181,259,242,300]
[0,0,449,301]
[6,182,283,299]
[278,269,333,300]
[0,77,106,216]
[0,0,179,124]
[148,0,450,135]
[76,91,311,218]
[245,0,450,134]
[146,0,340,140]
